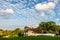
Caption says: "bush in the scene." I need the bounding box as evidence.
[18,33,24,37]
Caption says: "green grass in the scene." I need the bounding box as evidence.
[0,36,60,40]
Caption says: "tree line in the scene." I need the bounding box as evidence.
[0,28,24,37]
[0,21,60,37]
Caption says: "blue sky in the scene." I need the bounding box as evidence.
[0,0,60,30]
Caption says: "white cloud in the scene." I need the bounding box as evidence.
[35,2,56,10]
[0,9,14,14]
[40,12,46,17]
[5,9,14,14]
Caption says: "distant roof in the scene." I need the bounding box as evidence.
[25,28,38,33]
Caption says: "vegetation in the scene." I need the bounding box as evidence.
[38,21,60,35]
[0,36,60,40]
[0,28,24,37]
[0,21,60,38]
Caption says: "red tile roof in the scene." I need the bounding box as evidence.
[25,28,38,33]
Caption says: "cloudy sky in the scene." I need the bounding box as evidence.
[0,0,60,30]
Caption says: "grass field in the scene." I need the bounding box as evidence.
[0,36,60,40]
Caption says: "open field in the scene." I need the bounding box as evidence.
[0,36,60,40]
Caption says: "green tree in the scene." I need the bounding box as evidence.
[56,25,60,35]
[47,21,56,33]
[38,21,56,33]
[18,30,24,37]
[38,22,47,33]
[14,28,20,34]
[24,26,30,30]
[14,28,24,37]
[38,27,42,33]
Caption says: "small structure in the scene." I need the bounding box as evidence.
[24,28,38,36]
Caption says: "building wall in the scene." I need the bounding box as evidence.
[27,30,36,36]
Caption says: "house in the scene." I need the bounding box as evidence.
[24,28,55,36]
[24,28,38,36]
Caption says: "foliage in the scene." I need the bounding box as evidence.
[0,28,24,37]
[0,36,60,40]
[38,21,60,34]
[0,21,60,37]
[24,26,30,30]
